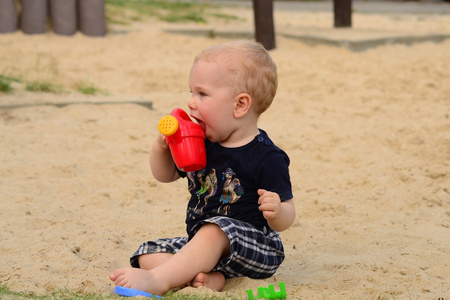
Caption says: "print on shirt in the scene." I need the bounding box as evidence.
[217,168,244,215]
[192,168,218,214]
[187,171,196,192]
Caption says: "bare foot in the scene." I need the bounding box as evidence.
[189,272,225,291]
[110,267,168,296]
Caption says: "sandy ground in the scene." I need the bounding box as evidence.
[1,2,449,299]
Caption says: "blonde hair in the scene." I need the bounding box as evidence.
[193,40,278,115]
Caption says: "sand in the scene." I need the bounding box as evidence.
[0,2,449,299]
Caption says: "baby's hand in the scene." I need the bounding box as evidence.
[257,189,281,221]
[156,133,169,150]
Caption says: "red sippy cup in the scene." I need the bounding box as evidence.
[158,108,206,172]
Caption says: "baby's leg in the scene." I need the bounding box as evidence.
[138,252,173,270]
[140,253,225,291]
[110,223,230,296]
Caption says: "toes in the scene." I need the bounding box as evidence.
[116,275,130,287]
[110,269,128,286]
[196,272,207,283]
[109,272,118,281]
[190,273,207,288]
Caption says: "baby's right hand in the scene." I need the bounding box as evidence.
[156,133,169,150]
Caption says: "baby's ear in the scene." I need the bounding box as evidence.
[233,93,252,118]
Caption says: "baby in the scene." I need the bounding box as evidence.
[110,40,295,296]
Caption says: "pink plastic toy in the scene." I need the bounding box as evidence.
[158,108,206,172]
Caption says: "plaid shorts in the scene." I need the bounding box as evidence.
[130,216,285,279]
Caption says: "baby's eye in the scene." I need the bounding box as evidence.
[199,92,207,97]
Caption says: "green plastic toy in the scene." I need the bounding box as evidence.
[246,281,286,300]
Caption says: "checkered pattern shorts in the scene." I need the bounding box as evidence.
[130,216,285,279]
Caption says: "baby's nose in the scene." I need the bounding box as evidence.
[187,97,196,110]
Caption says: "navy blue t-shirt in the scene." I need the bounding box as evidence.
[180,129,293,234]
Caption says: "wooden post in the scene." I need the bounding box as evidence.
[333,0,352,28]
[78,0,106,37]
[0,0,17,33]
[252,0,275,50]
[21,0,48,34]
[50,0,77,36]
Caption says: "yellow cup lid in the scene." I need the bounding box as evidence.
[158,115,179,136]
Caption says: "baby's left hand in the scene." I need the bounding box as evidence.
[257,189,281,221]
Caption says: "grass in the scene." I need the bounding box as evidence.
[105,0,241,25]
[1,68,67,94]
[25,80,63,93]
[76,81,108,96]
[0,284,241,300]
[0,284,116,300]
[0,73,68,94]
[0,69,106,96]
[0,73,20,93]
[0,75,13,93]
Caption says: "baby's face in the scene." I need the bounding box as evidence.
[188,60,238,144]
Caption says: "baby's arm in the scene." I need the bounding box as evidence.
[150,134,181,183]
[258,189,295,232]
